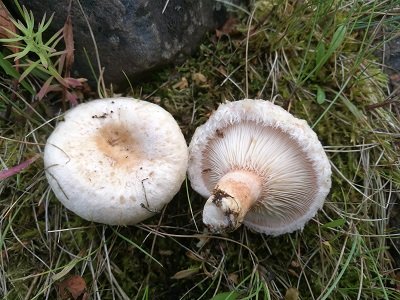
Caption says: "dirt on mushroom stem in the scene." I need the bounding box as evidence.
[203,170,263,232]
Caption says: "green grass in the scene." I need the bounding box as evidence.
[1,0,400,299]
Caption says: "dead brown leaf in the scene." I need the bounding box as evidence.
[0,0,18,54]
[192,72,207,85]
[172,77,188,90]
[63,12,74,74]
[171,267,200,280]
[228,273,239,284]
[395,272,400,291]
[159,249,173,256]
[216,17,239,38]
[390,73,400,95]
[285,287,299,300]
[217,65,227,77]
[0,1,16,40]
[57,275,89,300]
[290,260,300,268]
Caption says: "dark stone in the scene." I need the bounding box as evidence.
[384,37,400,117]
[388,194,400,270]
[16,0,240,88]
[382,37,400,274]
[386,37,400,72]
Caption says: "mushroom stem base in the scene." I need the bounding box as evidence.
[203,170,262,233]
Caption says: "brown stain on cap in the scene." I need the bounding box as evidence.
[95,123,143,168]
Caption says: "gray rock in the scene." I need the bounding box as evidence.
[17,0,239,88]
[387,37,400,72]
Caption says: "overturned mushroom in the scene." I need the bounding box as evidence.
[188,99,331,236]
[44,97,188,225]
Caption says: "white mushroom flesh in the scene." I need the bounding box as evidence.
[188,99,331,235]
[44,98,188,225]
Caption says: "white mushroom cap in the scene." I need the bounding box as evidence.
[188,99,331,236]
[44,97,188,225]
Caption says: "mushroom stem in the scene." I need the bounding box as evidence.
[203,170,262,232]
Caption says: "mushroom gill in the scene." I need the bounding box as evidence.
[188,99,331,235]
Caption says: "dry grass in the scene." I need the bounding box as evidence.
[1,0,400,299]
